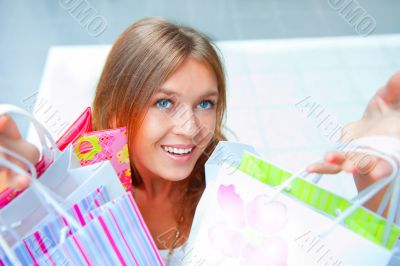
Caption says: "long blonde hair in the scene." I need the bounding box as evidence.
[92,17,227,221]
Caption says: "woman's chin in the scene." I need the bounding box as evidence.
[161,169,193,182]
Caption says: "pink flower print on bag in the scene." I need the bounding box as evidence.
[73,127,132,192]
[208,184,289,266]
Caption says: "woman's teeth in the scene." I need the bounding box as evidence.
[163,146,193,155]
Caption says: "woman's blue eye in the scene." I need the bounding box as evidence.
[198,100,214,109]
[156,99,172,109]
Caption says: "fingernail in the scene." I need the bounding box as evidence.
[328,155,337,164]
[14,175,29,189]
[351,168,359,174]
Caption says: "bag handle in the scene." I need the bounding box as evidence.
[262,136,400,246]
[0,104,61,163]
[0,146,80,265]
[321,136,400,246]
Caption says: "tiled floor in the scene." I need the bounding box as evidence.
[2,0,400,110]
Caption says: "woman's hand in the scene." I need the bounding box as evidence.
[0,115,40,191]
[307,71,400,213]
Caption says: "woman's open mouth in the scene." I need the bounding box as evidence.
[161,145,196,163]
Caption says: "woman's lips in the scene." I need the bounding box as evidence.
[161,145,196,163]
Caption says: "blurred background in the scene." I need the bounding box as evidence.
[1,0,400,196]
[1,0,399,108]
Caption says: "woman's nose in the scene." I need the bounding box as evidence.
[170,103,199,137]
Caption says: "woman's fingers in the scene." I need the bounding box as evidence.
[324,151,345,164]
[352,158,393,194]
[307,161,343,174]
[308,150,377,174]
[0,134,40,167]
[14,174,30,189]
[366,158,393,181]
[0,116,37,191]
[307,151,349,174]
[380,71,400,108]
[0,148,31,191]
[0,115,22,140]
[308,149,396,184]
[363,71,400,119]
[0,169,29,191]
[322,151,379,174]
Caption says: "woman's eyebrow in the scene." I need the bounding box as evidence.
[156,88,219,97]
[156,88,178,96]
[203,90,219,98]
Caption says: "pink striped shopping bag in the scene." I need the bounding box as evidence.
[2,186,110,265]
[36,192,164,266]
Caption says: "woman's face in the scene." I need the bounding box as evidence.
[131,58,219,182]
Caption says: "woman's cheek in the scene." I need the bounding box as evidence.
[146,110,171,134]
[194,115,216,149]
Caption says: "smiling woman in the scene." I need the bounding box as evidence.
[91,17,228,263]
[0,17,228,265]
[138,58,219,184]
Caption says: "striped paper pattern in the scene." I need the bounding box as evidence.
[0,186,109,265]
[36,192,164,266]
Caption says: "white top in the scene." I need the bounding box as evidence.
[158,243,190,266]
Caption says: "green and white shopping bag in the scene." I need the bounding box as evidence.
[188,141,400,266]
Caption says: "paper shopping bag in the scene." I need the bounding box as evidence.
[0,107,92,208]
[56,107,92,151]
[0,109,132,209]
[1,186,110,265]
[72,127,132,192]
[190,165,396,266]
[0,150,126,244]
[35,192,164,266]
[0,140,161,266]
[188,141,400,266]
[239,151,400,249]
[0,105,125,241]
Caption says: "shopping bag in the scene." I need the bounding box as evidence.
[0,148,163,266]
[0,136,83,265]
[238,135,400,253]
[239,151,400,248]
[1,106,132,208]
[0,105,125,242]
[0,155,126,244]
[0,107,92,208]
[72,127,133,192]
[2,186,110,265]
[34,192,165,266]
[187,141,400,266]
[56,107,92,151]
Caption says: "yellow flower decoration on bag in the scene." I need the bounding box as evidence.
[125,168,131,177]
[116,144,129,164]
[74,135,103,161]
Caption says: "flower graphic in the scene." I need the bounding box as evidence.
[119,167,132,192]
[116,144,130,164]
[74,135,103,161]
[208,185,288,266]
[120,127,127,136]
[125,168,131,177]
